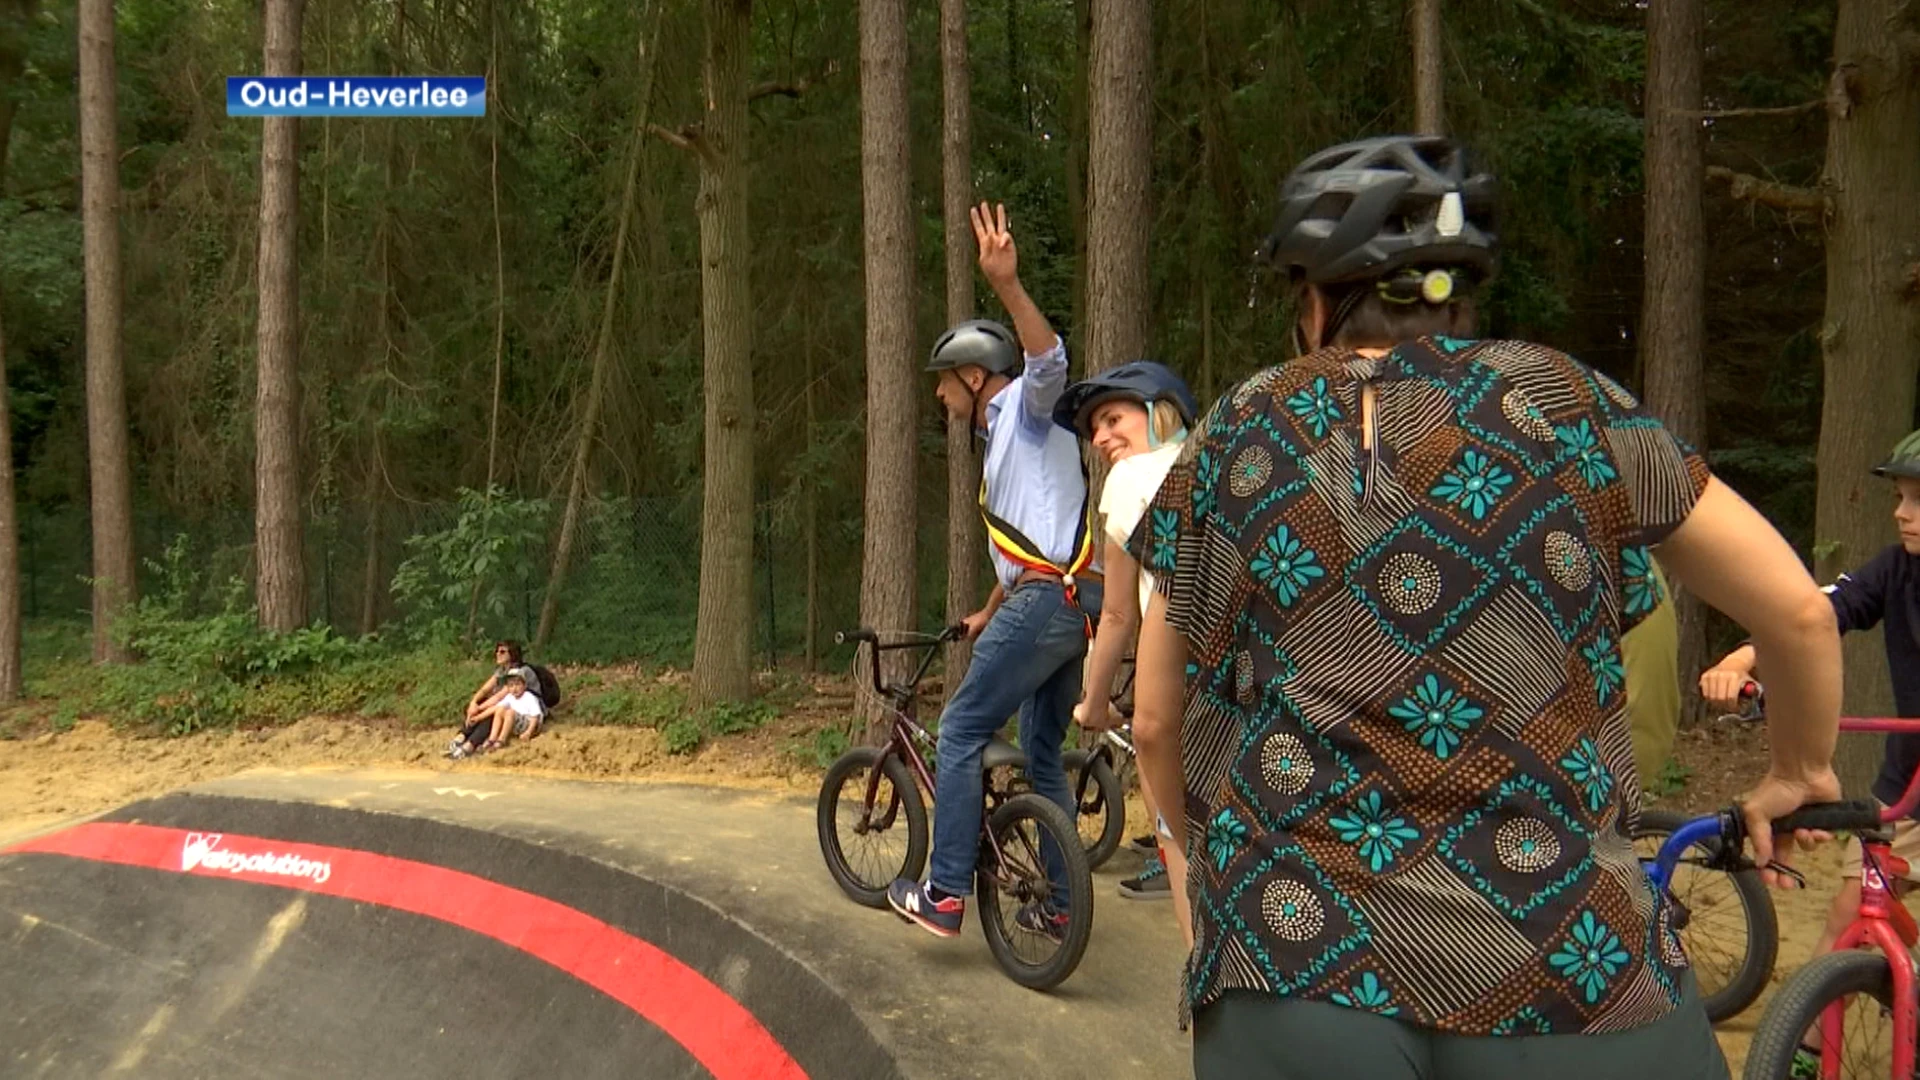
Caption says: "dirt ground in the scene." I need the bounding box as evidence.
[0,702,1867,1073]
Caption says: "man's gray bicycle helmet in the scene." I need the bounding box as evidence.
[927,319,1020,376]
[1874,429,1920,480]
[1260,134,1497,284]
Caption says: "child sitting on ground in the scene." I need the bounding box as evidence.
[447,666,545,759]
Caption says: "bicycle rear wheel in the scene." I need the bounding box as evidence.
[817,747,927,908]
[1633,808,1778,1022]
[976,792,1094,991]
[1742,950,1897,1079]
[1064,748,1125,871]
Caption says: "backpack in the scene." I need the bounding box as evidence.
[530,664,562,710]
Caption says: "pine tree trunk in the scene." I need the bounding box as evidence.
[941,0,980,689]
[857,0,917,728]
[79,0,138,661]
[1638,0,1709,717]
[803,340,820,673]
[538,5,662,651]
[1065,0,1090,352]
[689,0,757,706]
[1816,0,1920,788]
[0,38,21,699]
[1409,0,1444,135]
[1085,0,1152,377]
[255,0,307,633]
[0,299,20,700]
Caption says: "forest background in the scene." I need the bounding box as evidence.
[1,0,1915,781]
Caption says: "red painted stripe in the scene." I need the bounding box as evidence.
[4,822,807,1080]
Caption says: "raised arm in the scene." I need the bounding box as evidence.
[971,202,1065,425]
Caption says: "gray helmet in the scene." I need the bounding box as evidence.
[927,319,1020,376]
[1260,134,1497,284]
[1874,429,1920,481]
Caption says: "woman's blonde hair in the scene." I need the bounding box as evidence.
[1150,400,1188,445]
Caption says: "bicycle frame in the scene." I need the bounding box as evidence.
[1804,716,1920,1080]
[841,628,1048,894]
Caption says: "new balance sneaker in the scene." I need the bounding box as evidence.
[887,879,964,938]
[1118,853,1171,901]
[1013,900,1070,942]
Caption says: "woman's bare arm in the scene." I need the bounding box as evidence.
[1656,476,1842,875]
[1076,542,1140,729]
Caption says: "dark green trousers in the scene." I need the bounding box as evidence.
[1193,973,1729,1080]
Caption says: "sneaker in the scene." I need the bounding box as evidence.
[446,742,473,760]
[887,880,964,938]
[1129,833,1158,855]
[1788,1046,1819,1080]
[1118,854,1171,901]
[1013,900,1070,942]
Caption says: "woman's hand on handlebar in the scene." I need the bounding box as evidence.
[1739,767,1844,888]
[960,609,992,641]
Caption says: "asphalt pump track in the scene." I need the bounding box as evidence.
[0,770,1191,1079]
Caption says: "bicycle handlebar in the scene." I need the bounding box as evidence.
[1769,799,1886,835]
[836,625,968,697]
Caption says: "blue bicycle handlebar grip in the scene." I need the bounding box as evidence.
[1770,799,1884,834]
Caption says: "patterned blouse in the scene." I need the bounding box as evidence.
[1133,336,1711,1036]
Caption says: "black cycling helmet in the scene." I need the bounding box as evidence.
[927,319,1020,376]
[1260,134,1497,285]
[1874,428,1920,480]
[1052,361,1199,437]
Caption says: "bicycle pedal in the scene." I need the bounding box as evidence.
[1762,859,1807,888]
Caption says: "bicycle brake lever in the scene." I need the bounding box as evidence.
[1760,859,1807,889]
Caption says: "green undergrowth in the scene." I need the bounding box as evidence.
[3,617,802,747]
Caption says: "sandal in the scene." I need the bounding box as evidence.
[481,739,504,752]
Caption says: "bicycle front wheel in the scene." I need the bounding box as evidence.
[1742,950,1897,1080]
[817,747,927,908]
[976,792,1094,991]
[1064,748,1125,871]
[1634,808,1778,1022]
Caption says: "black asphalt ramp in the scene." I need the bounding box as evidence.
[0,794,900,1080]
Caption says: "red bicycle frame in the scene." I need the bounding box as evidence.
[1812,717,1920,1080]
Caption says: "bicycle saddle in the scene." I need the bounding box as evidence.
[981,737,1027,772]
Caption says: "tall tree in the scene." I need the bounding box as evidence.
[940,0,981,687]
[1639,0,1709,710]
[1084,0,1151,377]
[0,7,22,698]
[538,5,663,650]
[79,0,137,661]
[254,0,307,632]
[858,0,917,710]
[0,297,17,700]
[1409,0,1444,135]
[688,0,757,705]
[1815,0,1920,750]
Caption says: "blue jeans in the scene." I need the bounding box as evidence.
[928,578,1102,902]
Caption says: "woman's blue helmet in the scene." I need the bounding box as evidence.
[1053,361,1199,439]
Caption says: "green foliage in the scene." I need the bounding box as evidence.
[390,488,548,643]
[662,716,704,755]
[1649,758,1693,800]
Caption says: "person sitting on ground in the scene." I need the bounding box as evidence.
[1698,427,1920,1073]
[466,640,530,721]
[448,666,545,759]
[1129,133,1841,1080]
[1054,361,1199,918]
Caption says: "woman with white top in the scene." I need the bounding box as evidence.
[1055,362,1200,927]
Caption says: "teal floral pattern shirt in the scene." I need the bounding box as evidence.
[1134,337,1711,1036]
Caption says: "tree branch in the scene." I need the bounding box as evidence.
[646,122,699,154]
[1694,100,1822,120]
[748,59,839,102]
[1705,165,1827,216]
